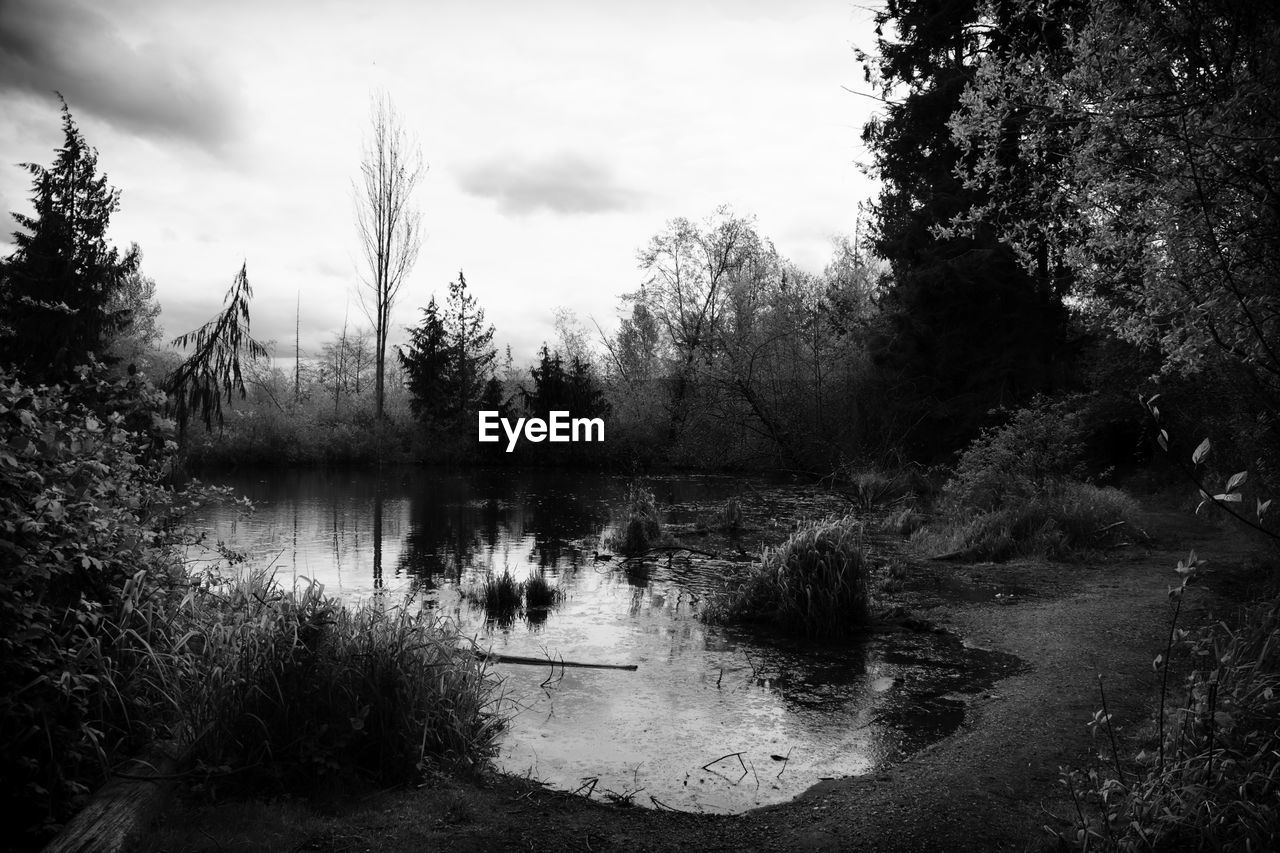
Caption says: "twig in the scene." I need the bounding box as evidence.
[702,751,748,775]
[1097,675,1126,788]
[775,747,792,779]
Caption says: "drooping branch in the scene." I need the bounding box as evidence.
[166,263,270,436]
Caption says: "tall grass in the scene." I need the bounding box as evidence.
[704,516,870,638]
[180,571,502,792]
[910,480,1138,561]
[523,573,561,609]
[602,484,663,554]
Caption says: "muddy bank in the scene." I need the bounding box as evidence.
[143,504,1264,852]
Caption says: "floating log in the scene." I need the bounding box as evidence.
[474,650,637,671]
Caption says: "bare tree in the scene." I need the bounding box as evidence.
[355,90,424,420]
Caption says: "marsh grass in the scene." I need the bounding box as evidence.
[602,484,663,554]
[911,480,1139,561]
[846,469,915,512]
[703,516,870,638]
[466,569,524,627]
[180,570,502,794]
[523,573,561,609]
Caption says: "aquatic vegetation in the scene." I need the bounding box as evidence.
[183,571,502,791]
[523,573,561,609]
[704,515,870,638]
[719,496,743,531]
[469,569,524,626]
[602,484,663,555]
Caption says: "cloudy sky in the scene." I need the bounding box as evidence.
[0,0,880,366]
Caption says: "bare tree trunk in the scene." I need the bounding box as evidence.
[355,90,424,421]
[294,291,300,401]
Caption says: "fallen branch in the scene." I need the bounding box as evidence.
[473,650,637,671]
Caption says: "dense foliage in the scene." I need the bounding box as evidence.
[0,100,139,383]
[0,365,185,843]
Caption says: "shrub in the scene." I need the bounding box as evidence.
[704,516,870,638]
[0,364,196,846]
[1063,596,1280,852]
[180,572,502,793]
[941,395,1088,513]
[910,480,1138,561]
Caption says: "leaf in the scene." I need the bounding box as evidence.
[1192,438,1211,465]
[1258,498,1272,520]
[1157,431,1168,452]
[1225,471,1247,492]
[1213,493,1242,503]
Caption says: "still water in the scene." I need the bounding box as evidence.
[193,467,1018,813]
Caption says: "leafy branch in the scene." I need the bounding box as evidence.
[166,263,270,436]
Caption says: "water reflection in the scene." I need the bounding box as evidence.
[194,467,1019,813]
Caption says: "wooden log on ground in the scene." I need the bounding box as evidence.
[474,650,637,670]
[44,740,187,853]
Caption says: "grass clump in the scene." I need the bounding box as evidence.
[467,569,524,626]
[183,572,502,793]
[703,516,870,638]
[523,573,561,609]
[911,480,1139,561]
[602,484,662,555]
[912,396,1138,561]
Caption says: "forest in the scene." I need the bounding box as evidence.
[2,0,1278,850]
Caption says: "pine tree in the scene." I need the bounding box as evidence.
[398,296,449,420]
[0,98,138,381]
[860,0,1066,458]
[442,270,496,420]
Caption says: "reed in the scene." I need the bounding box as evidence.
[179,570,502,792]
[523,573,561,609]
[704,516,870,638]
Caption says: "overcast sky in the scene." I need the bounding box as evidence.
[0,0,881,366]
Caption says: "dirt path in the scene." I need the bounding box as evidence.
[145,504,1268,853]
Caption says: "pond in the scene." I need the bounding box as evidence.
[192,467,1020,813]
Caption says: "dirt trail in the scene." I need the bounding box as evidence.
[146,505,1268,853]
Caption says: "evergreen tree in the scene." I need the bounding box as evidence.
[398,296,449,420]
[400,271,499,430]
[442,270,497,419]
[861,0,1067,458]
[521,344,610,422]
[0,98,138,381]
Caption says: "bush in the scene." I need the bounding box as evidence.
[941,395,1088,513]
[0,364,192,845]
[704,516,870,638]
[913,396,1139,561]
[1064,597,1280,851]
[911,480,1138,561]
[181,572,501,793]
[0,365,504,847]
